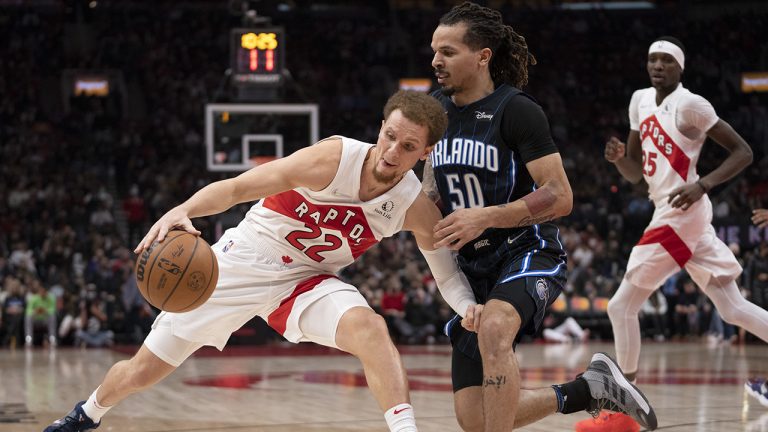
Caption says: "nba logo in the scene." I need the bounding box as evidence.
[222,240,235,253]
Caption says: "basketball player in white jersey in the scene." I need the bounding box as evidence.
[44,91,482,432]
[576,36,768,431]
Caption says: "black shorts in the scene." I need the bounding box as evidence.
[448,251,566,391]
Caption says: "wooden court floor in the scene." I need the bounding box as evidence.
[1,341,767,431]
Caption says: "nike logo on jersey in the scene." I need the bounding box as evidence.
[507,231,525,245]
[431,138,499,172]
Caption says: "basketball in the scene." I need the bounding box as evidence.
[134,230,219,313]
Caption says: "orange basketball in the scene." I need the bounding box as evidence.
[134,230,219,313]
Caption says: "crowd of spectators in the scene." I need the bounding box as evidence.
[1,1,766,348]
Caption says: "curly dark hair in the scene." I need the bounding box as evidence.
[439,2,536,88]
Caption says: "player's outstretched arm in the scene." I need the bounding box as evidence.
[135,137,342,253]
[403,193,477,319]
[606,131,644,183]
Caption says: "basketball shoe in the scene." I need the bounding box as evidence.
[43,401,100,432]
[745,378,768,407]
[576,352,657,431]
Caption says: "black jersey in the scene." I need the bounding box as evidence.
[430,84,566,269]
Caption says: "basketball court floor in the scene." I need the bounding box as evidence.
[2,341,767,431]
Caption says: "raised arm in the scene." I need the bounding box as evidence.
[403,193,476,318]
[135,138,342,252]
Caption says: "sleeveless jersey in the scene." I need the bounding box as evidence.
[241,136,421,277]
[430,85,565,262]
[629,84,719,203]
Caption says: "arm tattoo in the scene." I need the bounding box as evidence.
[483,375,507,390]
[520,187,557,216]
[515,213,555,227]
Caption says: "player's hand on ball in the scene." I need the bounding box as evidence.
[605,137,626,163]
[461,304,483,333]
[135,206,201,254]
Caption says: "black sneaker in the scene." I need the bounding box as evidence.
[43,401,100,432]
[581,352,658,430]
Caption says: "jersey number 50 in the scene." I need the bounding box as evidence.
[446,173,485,210]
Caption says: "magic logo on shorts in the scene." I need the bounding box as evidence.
[535,278,548,301]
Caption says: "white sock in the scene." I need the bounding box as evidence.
[82,387,112,423]
[384,403,417,432]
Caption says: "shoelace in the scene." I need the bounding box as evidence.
[588,398,626,419]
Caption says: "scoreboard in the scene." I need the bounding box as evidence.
[230,27,285,86]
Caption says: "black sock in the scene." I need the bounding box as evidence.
[553,377,591,414]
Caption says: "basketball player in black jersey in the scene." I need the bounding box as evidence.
[425,3,657,431]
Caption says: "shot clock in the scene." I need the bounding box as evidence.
[230,27,285,86]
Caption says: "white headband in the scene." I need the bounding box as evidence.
[649,40,685,70]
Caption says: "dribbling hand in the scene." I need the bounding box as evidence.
[605,137,626,163]
[134,207,201,254]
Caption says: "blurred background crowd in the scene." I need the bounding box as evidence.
[1,0,767,349]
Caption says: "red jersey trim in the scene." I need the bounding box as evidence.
[267,274,337,336]
[637,225,692,268]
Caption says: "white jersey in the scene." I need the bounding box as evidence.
[240,136,421,279]
[629,83,719,203]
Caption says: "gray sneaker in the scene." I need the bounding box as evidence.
[581,352,658,430]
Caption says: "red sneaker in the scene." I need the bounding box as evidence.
[574,412,641,432]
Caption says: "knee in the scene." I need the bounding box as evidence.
[717,305,741,326]
[477,312,518,359]
[607,297,623,320]
[342,312,391,355]
[455,400,484,432]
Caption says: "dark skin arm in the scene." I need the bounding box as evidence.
[605,131,644,183]
[667,119,753,210]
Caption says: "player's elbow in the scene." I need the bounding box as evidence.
[739,145,754,168]
[555,181,573,217]
[557,190,573,217]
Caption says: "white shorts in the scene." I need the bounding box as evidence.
[625,195,742,289]
[145,226,371,361]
